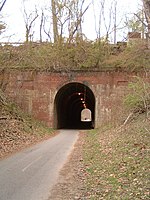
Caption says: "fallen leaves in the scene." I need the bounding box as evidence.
[82,121,150,199]
[0,96,53,159]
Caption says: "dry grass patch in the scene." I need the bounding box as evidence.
[83,120,150,199]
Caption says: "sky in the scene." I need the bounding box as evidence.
[0,0,142,43]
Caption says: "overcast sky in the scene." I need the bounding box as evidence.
[1,0,142,43]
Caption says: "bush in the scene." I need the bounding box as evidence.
[124,76,150,119]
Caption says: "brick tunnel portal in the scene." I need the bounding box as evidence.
[54,82,95,129]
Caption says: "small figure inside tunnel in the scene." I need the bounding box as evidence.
[54,82,95,129]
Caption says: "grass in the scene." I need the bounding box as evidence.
[83,120,150,199]
[103,42,150,70]
[0,41,149,71]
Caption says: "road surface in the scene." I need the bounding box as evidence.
[0,130,79,200]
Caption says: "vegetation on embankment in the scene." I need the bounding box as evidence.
[0,90,54,159]
[0,40,149,71]
[81,77,150,199]
[82,118,150,199]
[104,42,150,71]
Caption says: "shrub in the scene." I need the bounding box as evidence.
[124,76,150,119]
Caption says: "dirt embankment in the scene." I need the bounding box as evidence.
[0,91,54,159]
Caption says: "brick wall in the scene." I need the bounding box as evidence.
[0,69,143,128]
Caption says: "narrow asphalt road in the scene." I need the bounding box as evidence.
[0,130,79,200]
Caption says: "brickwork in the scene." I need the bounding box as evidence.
[0,69,142,128]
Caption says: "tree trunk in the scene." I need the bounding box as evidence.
[147,22,150,49]
[143,0,150,48]
[40,11,44,43]
[51,0,58,43]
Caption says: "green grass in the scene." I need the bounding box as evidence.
[83,120,150,199]
[0,41,149,71]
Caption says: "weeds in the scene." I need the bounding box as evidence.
[83,120,150,199]
[0,41,149,71]
[124,76,150,122]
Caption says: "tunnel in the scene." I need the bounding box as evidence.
[54,82,95,129]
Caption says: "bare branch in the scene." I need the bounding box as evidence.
[23,4,39,42]
[0,0,7,12]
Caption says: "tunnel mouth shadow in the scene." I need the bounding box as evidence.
[54,82,95,130]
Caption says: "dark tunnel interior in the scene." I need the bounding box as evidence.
[54,82,95,129]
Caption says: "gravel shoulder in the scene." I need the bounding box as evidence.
[49,131,86,200]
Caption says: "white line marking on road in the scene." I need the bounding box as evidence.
[22,156,41,172]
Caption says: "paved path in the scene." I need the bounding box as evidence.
[0,130,79,200]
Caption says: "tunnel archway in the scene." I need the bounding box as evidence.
[54,82,95,129]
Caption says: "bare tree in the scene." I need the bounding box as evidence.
[143,0,150,48]
[43,14,52,42]
[94,0,120,43]
[39,10,44,42]
[51,0,58,43]
[50,0,90,43]
[68,0,90,42]
[101,0,114,42]
[23,3,39,42]
[113,1,117,44]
